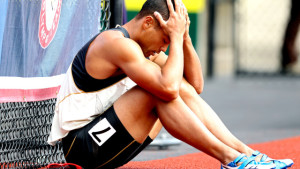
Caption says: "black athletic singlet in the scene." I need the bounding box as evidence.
[71,26,130,92]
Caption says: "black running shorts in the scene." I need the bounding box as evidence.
[62,106,153,169]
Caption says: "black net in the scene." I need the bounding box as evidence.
[100,0,111,31]
[0,99,62,168]
[0,1,111,168]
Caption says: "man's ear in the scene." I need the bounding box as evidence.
[142,16,155,29]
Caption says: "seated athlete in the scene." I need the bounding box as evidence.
[48,0,294,168]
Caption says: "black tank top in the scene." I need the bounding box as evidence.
[71,26,130,92]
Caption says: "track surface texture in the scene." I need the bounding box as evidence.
[120,136,300,169]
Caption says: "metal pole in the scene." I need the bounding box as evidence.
[207,0,216,78]
[109,0,124,28]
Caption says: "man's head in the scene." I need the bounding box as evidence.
[136,0,175,21]
[133,0,175,57]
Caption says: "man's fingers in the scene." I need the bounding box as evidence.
[184,6,188,22]
[174,0,181,13]
[179,1,187,16]
[181,3,186,16]
[166,0,175,14]
[187,15,190,24]
[183,4,188,16]
[154,11,166,26]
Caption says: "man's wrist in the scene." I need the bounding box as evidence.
[183,35,192,43]
[170,32,184,42]
[183,36,192,47]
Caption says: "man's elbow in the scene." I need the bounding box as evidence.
[195,87,203,94]
[165,91,179,101]
[162,85,180,101]
[194,83,204,94]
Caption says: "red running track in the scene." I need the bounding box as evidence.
[120,136,300,169]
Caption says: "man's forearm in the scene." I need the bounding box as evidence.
[161,38,184,93]
[183,36,204,93]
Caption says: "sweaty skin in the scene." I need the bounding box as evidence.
[86,0,187,101]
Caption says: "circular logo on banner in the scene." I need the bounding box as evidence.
[38,0,62,48]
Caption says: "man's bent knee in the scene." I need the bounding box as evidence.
[179,79,199,99]
[113,86,159,143]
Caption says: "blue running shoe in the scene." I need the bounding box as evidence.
[249,151,294,169]
[221,153,276,169]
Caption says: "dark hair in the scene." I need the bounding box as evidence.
[136,0,175,21]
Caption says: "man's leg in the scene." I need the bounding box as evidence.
[179,79,254,156]
[150,53,253,157]
[114,86,240,165]
[121,119,162,164]
[281,0,300,71]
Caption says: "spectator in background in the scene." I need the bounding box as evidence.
[281,0,300,73]
[123,0,127,24]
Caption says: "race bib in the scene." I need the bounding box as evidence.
[88,118,116,146]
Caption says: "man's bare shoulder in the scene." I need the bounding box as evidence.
[101,31,142,55]
[115,38,144,62]
[96,30,141,52]
[87,30,145,74]
[85,30,146,79]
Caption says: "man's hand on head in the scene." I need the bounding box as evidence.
[154,0,186,40]
[182,4,191,41]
